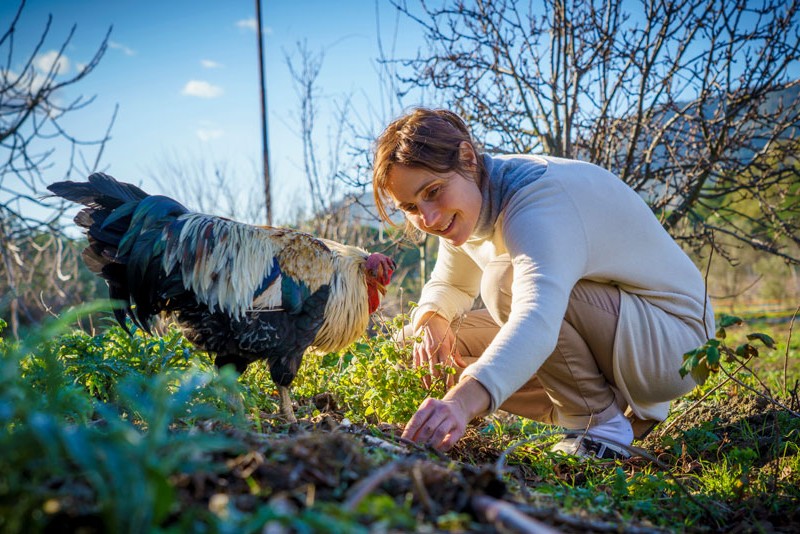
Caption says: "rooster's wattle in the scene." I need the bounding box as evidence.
[48,173,395,421]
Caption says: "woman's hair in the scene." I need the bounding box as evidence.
[372,108,485,226]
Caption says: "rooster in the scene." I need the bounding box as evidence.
[48,173,395,422]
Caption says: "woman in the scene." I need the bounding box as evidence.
[372,108,714,457]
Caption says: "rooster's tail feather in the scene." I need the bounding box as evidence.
[47,172,148,209]
[48,173,189,332]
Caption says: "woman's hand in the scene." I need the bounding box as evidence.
[402,377,490,451]
[414,313,466,388]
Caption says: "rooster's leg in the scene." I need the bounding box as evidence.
[278,385,297,423]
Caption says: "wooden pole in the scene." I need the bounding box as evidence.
[255,0,272,225]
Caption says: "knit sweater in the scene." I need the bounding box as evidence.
[413,154,715,421]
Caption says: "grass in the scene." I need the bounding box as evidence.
[0,308,798,533]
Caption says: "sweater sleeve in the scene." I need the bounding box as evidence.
[460,177,590,411]
[412,238,482,327]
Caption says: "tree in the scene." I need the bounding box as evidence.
[391,0,800,263]
[284,41,383,245]
[146,150,265,224]
[0,0,114,337]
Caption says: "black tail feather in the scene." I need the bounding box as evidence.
[47,172,148,209]
[49,173,191,333]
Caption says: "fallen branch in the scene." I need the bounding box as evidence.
[411,462,438,515]
[471,494,561,534]
[513,502,669,534]
[342,458,409,512]
[359,433,409,455]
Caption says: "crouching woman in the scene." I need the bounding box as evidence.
[372,108,714,458]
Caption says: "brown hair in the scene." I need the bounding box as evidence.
[372,108,485,226]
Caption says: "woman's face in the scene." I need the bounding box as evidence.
[386,163,482,247]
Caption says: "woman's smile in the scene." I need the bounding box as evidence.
[431,214,455,234]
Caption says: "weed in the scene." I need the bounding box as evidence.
[290,313,446,424]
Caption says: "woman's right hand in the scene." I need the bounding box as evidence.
[413,313,466,389]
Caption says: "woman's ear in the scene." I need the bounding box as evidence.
[459,141,477,169]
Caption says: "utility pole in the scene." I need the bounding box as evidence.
[255,0,272,225]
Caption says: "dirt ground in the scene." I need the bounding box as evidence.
[161,383,800,533]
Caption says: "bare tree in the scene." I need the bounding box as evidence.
[146,150,266,224]
[284,41,382,245]
[0,0,114,336]
[392,0,800,264]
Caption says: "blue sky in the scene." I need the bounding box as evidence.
[2,0,424,223]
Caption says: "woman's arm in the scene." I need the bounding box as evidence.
[412,239,482,324]
[411,239,481,387]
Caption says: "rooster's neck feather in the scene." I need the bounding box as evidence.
[311,243,371,353]
[163,215,333,318]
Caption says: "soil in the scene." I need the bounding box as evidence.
[162,386,800,533]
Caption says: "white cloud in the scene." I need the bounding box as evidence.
[182,80,224,98]
[236,18,257,31]
[109,41,136,56]
[197,128,224,141]
[201,59,223,69]
[34,50,70,75]
[3,68,43,97]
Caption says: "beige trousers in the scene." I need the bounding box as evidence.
[436,256,657,438]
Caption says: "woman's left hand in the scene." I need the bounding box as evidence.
[401,377,491,451]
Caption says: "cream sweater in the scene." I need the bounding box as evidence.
[413,155,715,421]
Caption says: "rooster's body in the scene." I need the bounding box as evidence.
[48,173,394,421]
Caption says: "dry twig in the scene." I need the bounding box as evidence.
[783,306,799,395]
[472,495,561,534]
[342,458,409,511]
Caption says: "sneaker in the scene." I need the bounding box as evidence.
[550,434,631,460]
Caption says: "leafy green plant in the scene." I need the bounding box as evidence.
[681,313,776,386]
[291,314,447,423]
[51,322,213,402]
[0,311,247,533]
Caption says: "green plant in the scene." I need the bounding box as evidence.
[681,314,776,386]
[0,310,244,532]
[291,313,447,424]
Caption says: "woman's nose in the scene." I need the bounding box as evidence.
[419,203,440,228]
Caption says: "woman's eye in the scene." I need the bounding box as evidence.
[425,186,440,200]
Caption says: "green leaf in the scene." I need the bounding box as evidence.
[746,333,775,349]
[706,345,721,367]
[321,352,339,368]
[342,352,354,368]
[680,347,712,385]
[680,350,700,379]
[719,314,743,328]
